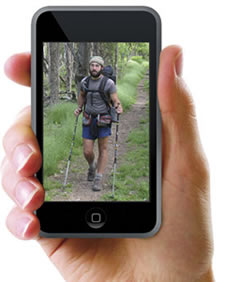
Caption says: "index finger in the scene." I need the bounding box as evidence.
[2,53,42,176]
[4,53,31,86]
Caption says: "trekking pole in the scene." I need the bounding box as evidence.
[112,113,120,198]
[63,115,79,189]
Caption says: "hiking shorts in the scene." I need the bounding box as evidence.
[82,117,112,140]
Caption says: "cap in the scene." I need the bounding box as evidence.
[89,56,104,66]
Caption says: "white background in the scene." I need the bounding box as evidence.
[0,1,224,281]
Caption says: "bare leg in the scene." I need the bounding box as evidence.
[97,136,109,175]
[83,138,95,165]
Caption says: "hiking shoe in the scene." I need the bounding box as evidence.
[87,162,97,181]
[92,175,103,191]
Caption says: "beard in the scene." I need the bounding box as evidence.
[90,68,102,78]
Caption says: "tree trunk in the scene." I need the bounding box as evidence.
[49,42,59,104]
[114,43,118,79]
[64,43,72,93]
[75,42,90,94]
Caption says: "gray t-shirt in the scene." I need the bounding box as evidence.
[80,75,117,115]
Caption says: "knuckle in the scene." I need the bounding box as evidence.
[3,124,25,150]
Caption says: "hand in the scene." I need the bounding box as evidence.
[116,103,123,114]
[74,107,82,116]
[1,46,214,282]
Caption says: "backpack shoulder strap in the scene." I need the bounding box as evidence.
[98,76,111,107]
[83,76,90,93]
[82,76,90,109]
[86,76,91,87]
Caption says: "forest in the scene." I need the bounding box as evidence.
[43,42,150,201]
[43,42,149,105]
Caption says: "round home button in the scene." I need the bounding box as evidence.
[85,207,107,229]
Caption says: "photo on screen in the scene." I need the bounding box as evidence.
[43,42,150,202]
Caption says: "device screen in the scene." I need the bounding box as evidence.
[43,42,150,202]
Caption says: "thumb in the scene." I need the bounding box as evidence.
[158,45,209,183]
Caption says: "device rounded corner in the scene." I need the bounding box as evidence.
[31,6,52,27]
[141,6,161,27]
[39,230,50,238]
[142,216,162,238]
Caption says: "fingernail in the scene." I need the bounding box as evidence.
[15,180,39,209]
[16,216,33,238]
[175,50,183,77]
[11,144,34,173]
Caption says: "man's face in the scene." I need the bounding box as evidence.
[89,62,103,78]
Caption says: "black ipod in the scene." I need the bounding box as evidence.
[31,6,161,238]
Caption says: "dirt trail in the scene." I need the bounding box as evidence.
[49,73,149,201]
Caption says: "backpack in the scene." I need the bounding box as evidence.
[82,65,116,111]
[102,65,116,84]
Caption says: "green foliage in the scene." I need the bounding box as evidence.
[117,59,149,111]
[102,112,149,201]
[43,102,83,179]
[44,179,62,200]
[131,56,145,64]
[44,179,62,191]
[117,43,149,79]
[136,43,150,60]
[143,79,149,91]
[45,103,68,124]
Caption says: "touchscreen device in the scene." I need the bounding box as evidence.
[31,6,161,238]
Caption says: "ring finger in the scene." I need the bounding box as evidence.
[1,156,45,211]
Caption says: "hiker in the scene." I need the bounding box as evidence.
[74,56,123,191]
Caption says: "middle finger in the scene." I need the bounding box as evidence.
[2,106,42,177]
